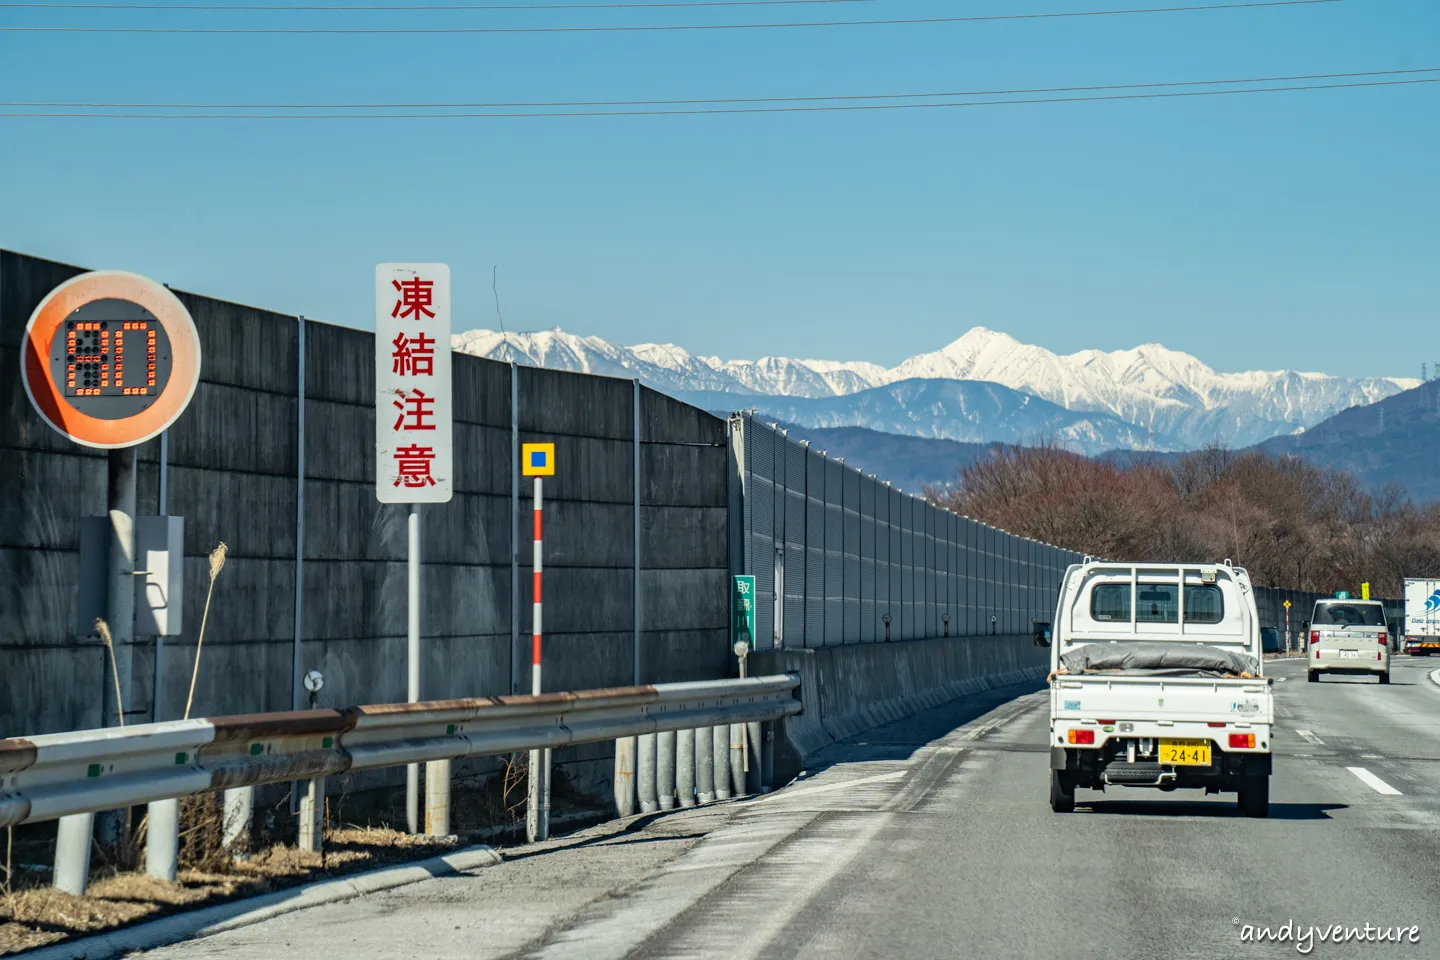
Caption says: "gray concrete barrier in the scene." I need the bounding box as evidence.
[750,633,1047,783]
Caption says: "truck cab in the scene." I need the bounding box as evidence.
[1307,599,1389,683]
[1044,560,1273,817]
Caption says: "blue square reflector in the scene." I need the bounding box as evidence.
[531,451,547,467]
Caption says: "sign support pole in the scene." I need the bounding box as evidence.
[527,477,550,843]
[406,504,421,834]
[56,447,138,895]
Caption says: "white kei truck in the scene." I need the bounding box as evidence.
[1041,560,1275,818]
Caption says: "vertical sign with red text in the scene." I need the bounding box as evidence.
[375,263,453,504]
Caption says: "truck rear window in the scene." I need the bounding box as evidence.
[1312,602,1385,627]
[1091,583,1224,624]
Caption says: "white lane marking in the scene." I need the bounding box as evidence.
[1348,767,1403,796]
[1360,754,1385,759]
[1429,668,1440,690]
[749,769,906,804]
[1275,677,1288,683]
[1296,729,1324,745]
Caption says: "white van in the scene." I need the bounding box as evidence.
[1307,599,1389,683]
[1043,560,1274,817]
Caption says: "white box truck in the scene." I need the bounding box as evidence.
[1403,578,1440,656]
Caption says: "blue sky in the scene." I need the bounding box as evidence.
[1,1,1437,378]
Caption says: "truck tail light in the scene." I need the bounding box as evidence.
[1207,722,1225,728]
[1229,734,1256,749]
[1096,719,1115,725]
[1067,729,1094,745]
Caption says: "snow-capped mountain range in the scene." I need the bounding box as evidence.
[451,327,1416,454]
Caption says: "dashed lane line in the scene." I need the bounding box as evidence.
[1348,767,1403,796]
[1296,729,1324,745]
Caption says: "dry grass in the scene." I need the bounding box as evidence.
[0,826,462,956]
[0,759,610,956]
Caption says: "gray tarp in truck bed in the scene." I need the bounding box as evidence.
[1056,642,1260,679]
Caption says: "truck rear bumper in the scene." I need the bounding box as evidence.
[1051,745,1271,788]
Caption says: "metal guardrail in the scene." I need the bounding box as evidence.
[0,674,801,830]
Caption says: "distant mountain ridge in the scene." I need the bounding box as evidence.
[452,326,1414,453]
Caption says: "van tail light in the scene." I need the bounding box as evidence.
[1229,733,1256,749]
[1315,647,1321,659]
[1378,651,1383,661]
[1378,634,1386,645]
[1310,631,1320,644]
[1067,729,1095,745]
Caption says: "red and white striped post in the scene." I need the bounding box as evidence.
[522,443,554,843]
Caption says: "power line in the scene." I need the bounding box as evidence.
[0,0,1345,33]
[4,74,1433,118]
[0,0,882,8]
[9,67,1434,109]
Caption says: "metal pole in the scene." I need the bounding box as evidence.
[155,428,168,723]
[145,798,179,882]
[425,758,451,837]
[292,317,307,718]
[103,447,137,730]
[299,776,325,853]
[637,732,658,813]
[657,730,676,811]
[144,432,175,881]
[760,722,775,794]
[289,316,307,818]
[53,813,94,896]
[729,724,747,798]
[614,736,638,817]
[510,362,520,695]
[712,725,731,801]
[746,722,763,795]
[222,786,253,852]
[677,728,696,808]
[527,477,549,843]
[405,504,420,835]
[633,378,642,685]
[696,726,715,803]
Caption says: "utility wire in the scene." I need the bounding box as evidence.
[0,0,1345,33]
[9,67,1432,109]
[4,75,1433,118]
[0,0,880,8]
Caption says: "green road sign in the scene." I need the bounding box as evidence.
[731,575,757,651]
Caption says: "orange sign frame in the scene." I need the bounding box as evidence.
[20,271,202,449]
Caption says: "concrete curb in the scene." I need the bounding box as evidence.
[21,845,502,960]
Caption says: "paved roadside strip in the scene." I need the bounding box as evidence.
[22,846,503,960]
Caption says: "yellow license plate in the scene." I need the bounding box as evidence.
[1160,739,1211,766]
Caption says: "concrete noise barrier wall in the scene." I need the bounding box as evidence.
[750,633,1048,781]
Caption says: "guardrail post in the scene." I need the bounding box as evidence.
[712,726,731,800]
[760,721,775,794]
[745,721,763,795]
[299,776,325,854]
[695,726,715,803]
[223,786,253,852]
[677,729,696,808]
[657,730,676,811]
[425,759,451,837]
[637,732,658,813]
[729,724,747,798]
[614,736,638,817]
[53,813,94,896]
[146,798,179,882]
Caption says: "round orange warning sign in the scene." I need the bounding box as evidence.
[20,271,201,449]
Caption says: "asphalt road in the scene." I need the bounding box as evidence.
[144,657,1440,960]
